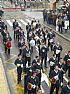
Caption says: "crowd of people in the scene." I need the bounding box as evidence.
[0,17,70,94]
[43,9,70,34]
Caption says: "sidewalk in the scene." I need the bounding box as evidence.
[43,21,70,42]
[0,58,10,94]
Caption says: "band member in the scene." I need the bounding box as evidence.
[60,80,70,94]
[53,42,62,62]
[47,29,56,51]
[18,39,25,55]
[26,22,31,41]
[49,65,61,94]
[36,58,42,88]
[29,38,35,53]
[14,54,24,84]
[25,45,31,67]
[13,19,19,39]
[49,55,57,76]
[27,71,38,94]
[40,43,49,68]
[63,51,70,78]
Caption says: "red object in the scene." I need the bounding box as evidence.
[6,41,11,49]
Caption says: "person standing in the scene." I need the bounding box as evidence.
[13,19,19,39]
[60,80,70,94]
[49,65,61,94]
[40,43,49,68]
[53,42,62,62]
[27,71,38,94]
[14,54,24,84]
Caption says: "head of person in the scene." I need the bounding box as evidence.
[32,71,36,77]
[15,19,16,22]
[54,65,59,71]
[68,51,70,56]
[56,42,60,46]
[53,54,56,59]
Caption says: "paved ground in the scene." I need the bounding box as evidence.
[0,1,70,94]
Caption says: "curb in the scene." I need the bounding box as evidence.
[42,23,70,42]
[0,58,10,94]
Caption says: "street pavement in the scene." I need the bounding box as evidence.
[0,1,70,94]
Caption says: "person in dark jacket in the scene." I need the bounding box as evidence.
[60,80,70,94]
[40,43,49,68]
[14,54,24,84]
[53,42,62,62]
[13,19,19,39]
[49,65,61,94]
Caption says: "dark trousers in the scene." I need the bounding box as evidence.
[61,65,70,83]
[5,44,10,54]
[14,30,16,39]
[37,73,41,88]
[5,44,7,53]
[28,89,36,94]
[16,35,19,41]
[50,83,59,94]
[48,42,53,51]
[41,56,47,68]
[56,53,60,62]
[17,68,22,84]
[25,58,31,67]
[58,25,63,33]
[19,49,22,55]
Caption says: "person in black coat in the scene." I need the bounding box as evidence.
[49,55,57,77]
[60,81,70,94]
[18,39,25,55]
[36,58,42,88]
[14,54,24,84]
[40,43,49,68]
[53,42,62,62]
[27,71,38,94]
[47,29,56,51]
[13,19,19,39]
[49,65,61,94]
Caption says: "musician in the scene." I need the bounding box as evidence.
[49,65,61,94]
[18,39,25,55]
[60,51,70,87]
[26,23,31,41]
[47,28,56,51]
[14,54,24,84]
[27,71,38,94]
[40,43,49,68]
[49,55,57,77]
[60,80,70,94]
[36,58,42,88]
[53,42,62,62]
[25,45,31,67]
